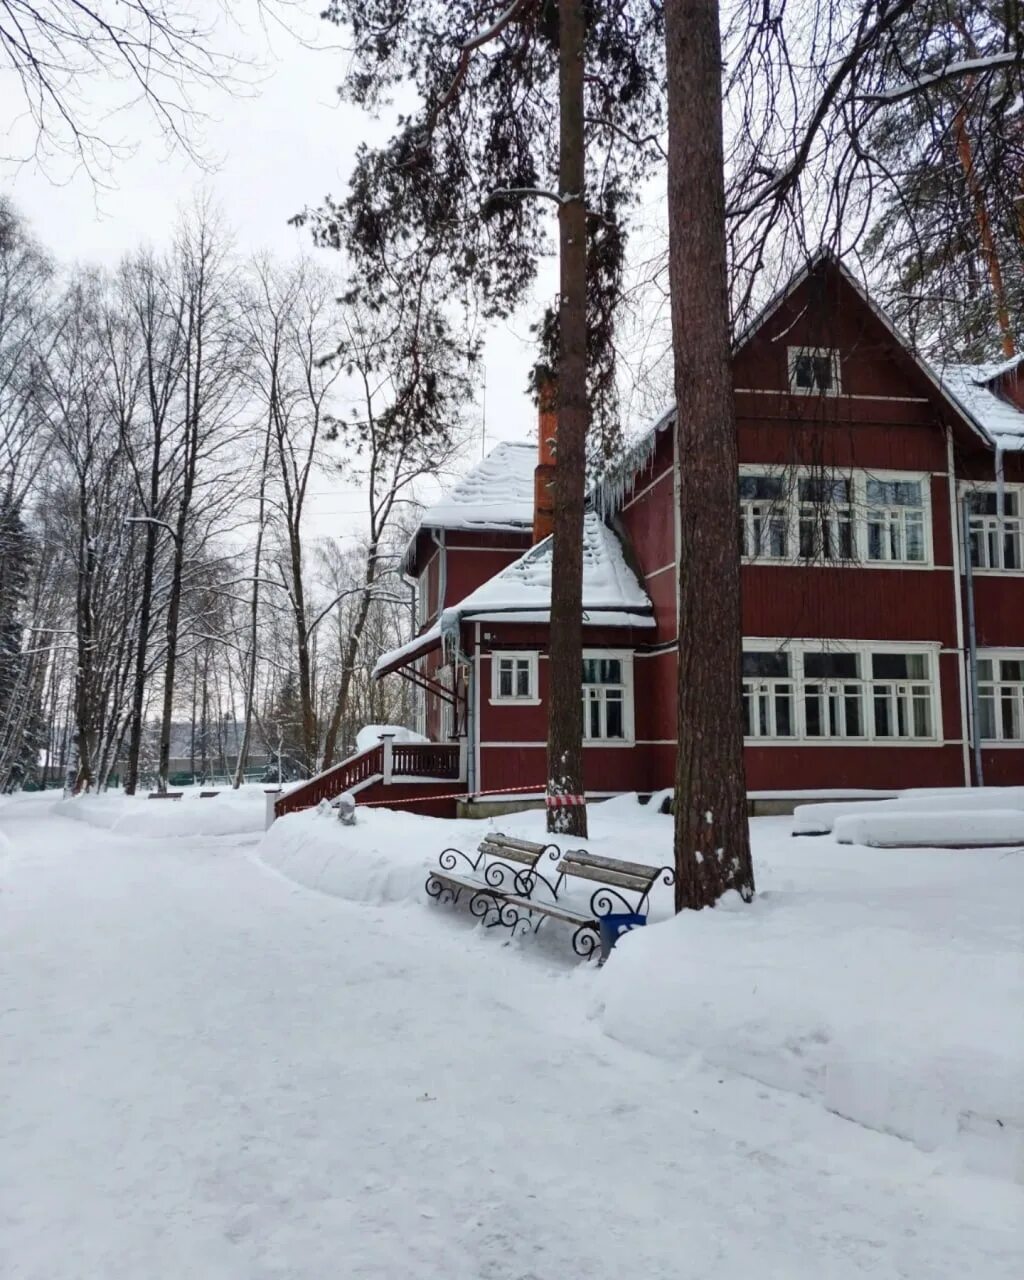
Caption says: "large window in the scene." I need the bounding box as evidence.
[739,468,931,567]
[490,652,539,704]
[966,488,1022,571]
[582,653,633,742]
[977,655,1024,742]
[742,642,939,743]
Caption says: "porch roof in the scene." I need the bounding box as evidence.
[374,513,654,678]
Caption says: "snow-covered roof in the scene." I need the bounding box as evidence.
[418,440,536,533]
[936,363,1024,453]
[375,513,653,676]
[448,511,652,622]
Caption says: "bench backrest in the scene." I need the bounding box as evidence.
[554,850,672,912]
[478,833,557,868]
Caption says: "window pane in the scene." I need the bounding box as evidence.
[516,662,531,697]
[498,662,513,697]
[588,695,601,738]
[872,653,927,679]
[844,691,863,736]
[866,479,921,506]
[799,477,850,504]
[742,651,789,678]
[605,693,624,739]
[912,693,932,738]
[804,652,859,679]
[979,692,997,739]
[874,692,891,736]
[805,692,822,736]
[775,689,793,736]
[739,475,784,500]
[967,491,998,516]
[977,659,994,682]
[582,659,599,684]
[1000,659,1024,682]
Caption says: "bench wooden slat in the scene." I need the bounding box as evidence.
[430,870,509,898]
[557,861,654,892]
[478,842,539,866]
[559,851,661,879]
[485,834,551,854]
[498,894,596,928]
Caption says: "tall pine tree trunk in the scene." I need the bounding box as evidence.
[546,0,588,838]
[666,0,753,909]
[124,521,157,794]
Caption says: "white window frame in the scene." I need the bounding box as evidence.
[976,650,1024,744]
[961,483,1024,575]
[742,650,795,739]
[582,649,635,745]
[787,346,841,397]
[739,465,934,569]
[742,638,941,745]
[490,651,540,705]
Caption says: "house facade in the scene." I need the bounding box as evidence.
[276,256,1024,822]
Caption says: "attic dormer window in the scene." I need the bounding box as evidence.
[788,347,840,396]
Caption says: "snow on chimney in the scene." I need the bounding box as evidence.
[533,376,557,544]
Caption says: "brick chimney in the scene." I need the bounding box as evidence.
[533,376,557,543]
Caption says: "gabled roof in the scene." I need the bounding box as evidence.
[418,440,536,534]
[594,253,1020,515]
[374,512,653,677]
[936,362,1024,453]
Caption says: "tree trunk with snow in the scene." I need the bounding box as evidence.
[666,0,754,909]
[546,0,588,839]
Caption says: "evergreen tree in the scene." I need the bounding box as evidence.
[306,1,665,835]
[860,2,1021,357]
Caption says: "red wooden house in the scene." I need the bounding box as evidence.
[276,255,1024,820]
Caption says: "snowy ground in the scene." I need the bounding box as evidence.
[2,791,1022,1278]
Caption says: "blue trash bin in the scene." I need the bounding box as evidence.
[597,912,647,961]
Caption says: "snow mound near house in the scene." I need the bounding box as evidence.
[794,788,1024,835]
[57,787,267,839]
[834,809,1024,848]
[354,724,429,753]
[597,822,1024,1183]
[258,804,447,905]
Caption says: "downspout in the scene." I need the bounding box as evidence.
[961,493,985,787]
[468,622,481,795]
[946,427,972,787]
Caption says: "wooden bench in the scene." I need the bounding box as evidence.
[491,850,675,960]
[425,834,561,921]
[147,792,183,800]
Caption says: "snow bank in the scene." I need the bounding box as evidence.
[258,792,677,913]
[834,809,1024,848]
[794,788,1024,835]
[354,724,428,753]
[257,804,441,905]
[597,823,1024,1183]
[57,787,267,839]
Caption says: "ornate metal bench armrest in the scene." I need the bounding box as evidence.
[635,865,676,915]
[438,845,483,874]
[518,866,564,901]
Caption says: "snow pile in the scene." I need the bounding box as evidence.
[258,805,443,905]
[258,791,676,913]
[597,821,1024,1183]
[57,787,268,839]
[794,787,1024,835]
[354,724,428,753]
[834,809,1024,848]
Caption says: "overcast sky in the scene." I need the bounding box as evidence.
[0,4,557,540]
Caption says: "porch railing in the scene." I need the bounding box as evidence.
[390,741,461,779]
[273,737,464,819]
